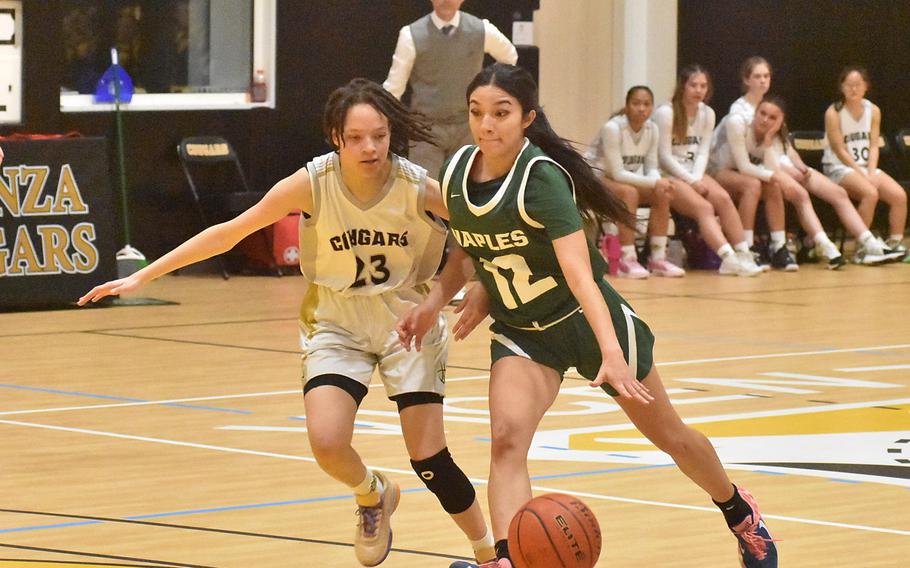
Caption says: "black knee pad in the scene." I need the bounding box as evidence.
[410,447,476,515]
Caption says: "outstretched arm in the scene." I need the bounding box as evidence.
[552,230,652,403]
[78,168,313,305]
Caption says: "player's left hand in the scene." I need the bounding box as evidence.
[452,284,489,341]
[590,353,652,404]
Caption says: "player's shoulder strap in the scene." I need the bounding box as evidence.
[440,145,474,210]
[516,153,576,229]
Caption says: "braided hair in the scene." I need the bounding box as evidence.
[322,78,436,156]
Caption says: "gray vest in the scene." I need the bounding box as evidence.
[409,12,485,122]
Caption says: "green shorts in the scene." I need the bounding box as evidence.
[489,279,654,396]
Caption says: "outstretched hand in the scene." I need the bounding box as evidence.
[77,273,145,306]
[451,284,489,341]
[589,354,653,404]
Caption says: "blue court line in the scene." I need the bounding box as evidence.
[0,462,680,535]
[0,383,250,414]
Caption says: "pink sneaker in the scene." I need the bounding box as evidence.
[647,258,685,277]
[731,488,778,567]
[617,258,649,279]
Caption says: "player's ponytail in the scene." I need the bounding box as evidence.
[466,63,633,228]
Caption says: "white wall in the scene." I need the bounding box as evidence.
[534,0,677,145]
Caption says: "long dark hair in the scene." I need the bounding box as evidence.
[322,78,435,156]
[757,94,790,151]
[671,64,713,143]
[833,65,870,111]
[465,63,633,228]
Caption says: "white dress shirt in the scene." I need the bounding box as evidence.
[383,11,519,99]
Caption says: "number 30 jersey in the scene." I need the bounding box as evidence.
[299,152,446,296]
[442,140,608,329]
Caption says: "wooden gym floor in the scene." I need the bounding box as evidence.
[1,263,909,567]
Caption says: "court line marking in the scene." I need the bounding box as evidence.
[1,419,907,537]
[837,364,910,372]
[0,391,298,416]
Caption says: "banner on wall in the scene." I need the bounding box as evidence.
[0,137,118,309]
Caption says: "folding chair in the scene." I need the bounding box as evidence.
[177,136,277,279]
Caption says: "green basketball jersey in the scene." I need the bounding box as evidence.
[441,140,608,329]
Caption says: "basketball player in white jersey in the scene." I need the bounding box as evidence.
[79,78,496,567]
[711,96,856,270]
[586,86,685,279]
[824,66,907,259]
[654,64,762,276]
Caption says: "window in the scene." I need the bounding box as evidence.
[59,0,275,112]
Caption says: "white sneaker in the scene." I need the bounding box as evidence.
[647,258,685,277]
[854,242,890,265]
[617,258,649,279]
[735,250,764,276]
[719,254,760,277]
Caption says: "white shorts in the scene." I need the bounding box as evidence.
[823,163,881,184]
[299,283,448,399]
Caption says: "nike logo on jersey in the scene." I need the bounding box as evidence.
[451,228,529,251]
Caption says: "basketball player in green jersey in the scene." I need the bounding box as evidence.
[397,64,778,568]
[79,78,496,566]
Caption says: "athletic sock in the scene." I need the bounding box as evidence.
[495,538,511,561]
[649,236,668,261]
[716,243,735,259]
[352,469,383,505]
[812,231,839,259]
[621,245,637,261]
[889,234,904,246]
[713,484,754,528]
[743,230,754,247]
[470,529,496,562]
[770,231,786,252]
[733,241,751,254]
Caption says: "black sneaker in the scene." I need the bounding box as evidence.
[796,244,819,264]
[750,246,771,272]
[770,246,798,271]
[826,254,847,270]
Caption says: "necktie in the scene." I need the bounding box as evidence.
[441,25,454,36]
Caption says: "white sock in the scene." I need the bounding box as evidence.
[889,234,904,246]
[813,232,839,259]
[716,243,735,259]
[353,469,382,496]
[858,230,876,248]
[770,231,786,252]
[621,245,637,261]
[733,241,750,253]
[743,230,754,247]
[470,528,495,556]
[649,236,668,261]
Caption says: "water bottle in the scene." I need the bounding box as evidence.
[250,69,267,103]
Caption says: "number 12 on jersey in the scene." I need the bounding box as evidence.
[479,254,557,309]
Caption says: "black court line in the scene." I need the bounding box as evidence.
[0,561,165,567]
[0,510,473,564]
[0,317,297,339]
[84,331,300,355]
[0,545,211,568]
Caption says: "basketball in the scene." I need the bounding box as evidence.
[508,493,602,568]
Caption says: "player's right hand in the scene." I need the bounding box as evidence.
[77,274,145,305]
[396,302,438,352]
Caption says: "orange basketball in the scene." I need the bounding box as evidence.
[508,493,602,568]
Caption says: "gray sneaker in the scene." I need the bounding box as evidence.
[354,472,400,566]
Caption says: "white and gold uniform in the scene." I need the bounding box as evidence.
[822,98,880,183]
[299,152,448,398]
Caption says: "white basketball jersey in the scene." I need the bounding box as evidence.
[710,114,774,172]
[823,99,873,167]
[614,115,656,175]
[661,102,711,173]
[729,96,756,121]
[299,152,447,296]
